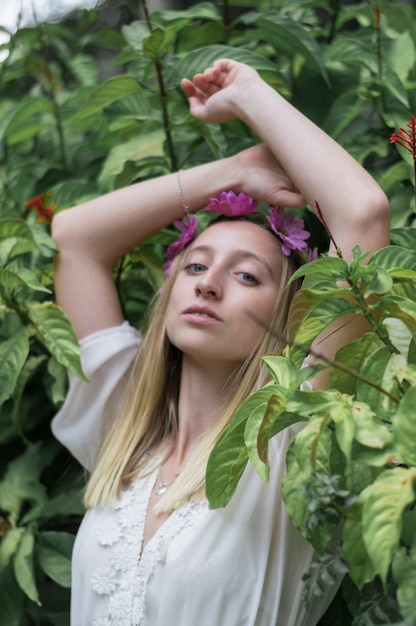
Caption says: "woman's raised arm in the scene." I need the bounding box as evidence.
[52,144,304,340]
[182,59,391,384]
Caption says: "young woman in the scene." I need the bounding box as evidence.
[51,60,389,626]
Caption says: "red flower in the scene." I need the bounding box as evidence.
[26,193,57,224]
[390,117,416,162]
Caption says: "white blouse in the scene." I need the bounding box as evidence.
[52,322,335,626]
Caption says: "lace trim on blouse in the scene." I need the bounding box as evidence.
[91,464,208,626]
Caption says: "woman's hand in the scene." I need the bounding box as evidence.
[233,144,306,209]
[181,59,261,124]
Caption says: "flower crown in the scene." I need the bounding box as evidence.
[164,191,312,275]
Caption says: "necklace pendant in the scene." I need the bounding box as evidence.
[155,484,168,496]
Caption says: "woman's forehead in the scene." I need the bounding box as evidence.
[191,219,281,254]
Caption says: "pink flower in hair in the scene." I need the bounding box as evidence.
[164,215,198,275]
[205,191,257,216]
[266,207,310,256]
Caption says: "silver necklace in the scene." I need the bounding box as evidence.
[155,465,176,496]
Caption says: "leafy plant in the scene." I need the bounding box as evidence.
[1,0,416,624]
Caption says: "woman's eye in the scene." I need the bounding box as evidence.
[185,263,206,274]
[238,272,258,284]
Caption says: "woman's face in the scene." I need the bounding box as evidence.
[165,220,283,370]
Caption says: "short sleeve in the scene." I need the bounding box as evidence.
[51,322,141,471]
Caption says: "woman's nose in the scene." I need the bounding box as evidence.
[194,272,223,299]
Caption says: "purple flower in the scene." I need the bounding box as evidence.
[266,207,310,256]
[163,215,198,275]
[205,191,257,216]
[308,246,319,262]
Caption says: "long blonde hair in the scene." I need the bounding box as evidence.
[84,223,300,512]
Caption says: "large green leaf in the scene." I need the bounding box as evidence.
[372,245,416,272]
[392,545,416,622]
[356,347,403,419]
[287,294,358,364]
[143,27,177,60]
[0,445,47,519]
[13,528,40,604]
[244,394,302,483]
[343,502,376,588]
[0,98,52,145]
[360,467,416,584]
[71,75,142,123]
[0,527,24,574]
[37,531,74,588]
[0,219,39,265]
[393,385,416,467]
[377,295,416,336]
[171,45,281,83]
[255,16,329,83]
[282,441,335,552]
[27,302,86,380]
[0,328,30,406]
[0,563,25,626]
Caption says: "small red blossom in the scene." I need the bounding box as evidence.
[205,191,257,216]
[26,193,57,224]
[266,207,310,256]
[390,116,416,161]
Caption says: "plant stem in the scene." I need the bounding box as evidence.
[349,280,399,355]
[141,0,178,171]
[245,310,401,404]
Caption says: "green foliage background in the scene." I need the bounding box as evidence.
[0,0,415,624]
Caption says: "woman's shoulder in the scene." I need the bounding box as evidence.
[51,321,141,470]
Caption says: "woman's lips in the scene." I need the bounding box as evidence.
[183,306,222,323]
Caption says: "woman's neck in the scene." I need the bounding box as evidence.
[171,356,237,466]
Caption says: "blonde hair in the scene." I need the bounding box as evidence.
[84,223,299,513]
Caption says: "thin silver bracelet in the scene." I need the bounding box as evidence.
[177,169,190,218]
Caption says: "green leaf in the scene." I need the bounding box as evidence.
[27,302,87,380]
[0,528,25,575]
[390,229,416,251]
[289,256,347,284]
[98,131,165,192]
[372,245,416,272]
[172,45,281,82]
[0,98,52,144]
[255,16,329,83]
[329,399,355,462]
[282,440,334,552]
[356,347,403,419]
[71,75,142,123]
[0,445,47,519]
[351,402,392,451]
[244,394,302,483]
[287,293,358,364]
[393,385,416,467]
[376,295,416,336]
[0,218,39,264]
[0,328,30,406]
[292,414,332,474]
[392,545,416,622]
[330,332,380,396]
[13,528,40,604]
[143,26,177,60]
[37,531,74,588]
[0,562,25,626]
[206,387,282,507]
[262,355,303,389]
[343,502,376,587]
[360,467,416,584]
